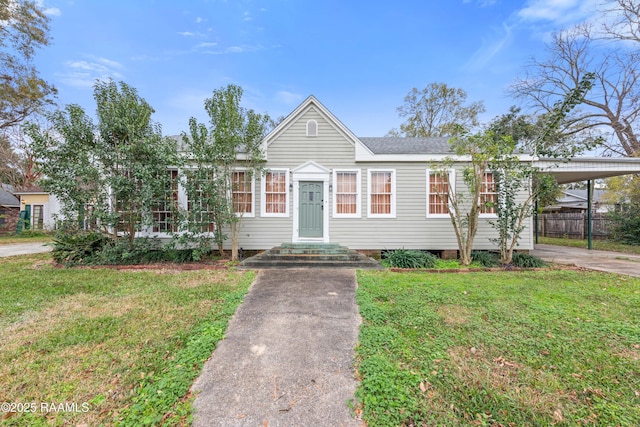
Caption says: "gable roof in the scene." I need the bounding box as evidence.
[358,137,453,154]
[263,96,361,151]
[561,189,606,203]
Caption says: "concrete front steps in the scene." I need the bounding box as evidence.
[239,243,383,269]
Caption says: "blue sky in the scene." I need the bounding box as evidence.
[35,0,603,137]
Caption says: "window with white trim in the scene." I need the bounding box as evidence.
[261,169,289,217]
[479,172,497,216]
[333,170,361,218]
[186,170,216,232]
[306,120,318,137]
[368,169,396,218]
[426,169,453,217]
[153,169,179,232]
[232,170,255,217]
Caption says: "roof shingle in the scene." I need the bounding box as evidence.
[358,137,453,154]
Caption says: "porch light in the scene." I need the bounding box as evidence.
[289,183,293,191]
[329,183,333,192]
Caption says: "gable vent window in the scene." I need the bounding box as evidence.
[306,120,318,137]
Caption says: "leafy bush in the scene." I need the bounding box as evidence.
[511,252,546,268]
[383,249,437,269]
[608,204,640,246]
[52,230,111,265]
[471,251,499,267]
[52,232,205,266]
[17,229,50,238]
[95,237,168,265]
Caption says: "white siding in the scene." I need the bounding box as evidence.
[225,104,533,251]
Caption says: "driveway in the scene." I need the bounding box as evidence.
[0,242,52,257]
[191,268,361,427]
[531,244,640,277]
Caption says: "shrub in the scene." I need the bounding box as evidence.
[471,251,499,267]
[17,229,50,238]
[95,238,206,265]
[608,204,640,246]
[511,252,546,268]
[52,230,111,265]
[383,249,437,269]
[94,237,162,265]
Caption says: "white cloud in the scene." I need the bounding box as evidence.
[465,23,514,70]
[178,31,196,37]
[517,0,600,26]
[195,17,204,23]
[35,1,61,16]
[195,44,264,55]
[43,6,61,16]
[58,57,124,88]
[196,42,218,48]
[97,57,124,69]
[275,91,303,105]
[243,11,252,21]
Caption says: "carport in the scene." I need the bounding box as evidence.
[535,157,640,249]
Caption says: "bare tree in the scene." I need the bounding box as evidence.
[390,83,485,137]
[602,0,640,43]
[0,122,43,189]
[510,25,640,157]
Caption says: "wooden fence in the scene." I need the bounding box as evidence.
[538,213,612,240]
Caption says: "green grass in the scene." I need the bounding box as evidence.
[355,270,640,427]
[0,233,52,245]
[539,236,640,255]
[0,254,254,426]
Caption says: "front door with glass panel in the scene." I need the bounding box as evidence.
[299,181,323,237]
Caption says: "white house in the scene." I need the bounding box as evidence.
[49,95,640,254]
[212,96,640,253]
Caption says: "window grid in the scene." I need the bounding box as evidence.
[31,205,44,229]
[428,172,449,215]
[336,172,358,214]
[370,171,392,215]
[265,171,287,214]
[153,169,179,232]
[187,172,216,233]
[480,172,497,214]
[232,171,252,215]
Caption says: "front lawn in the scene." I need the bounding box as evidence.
[539,236,640,255]
[0,234,52,245]
[356,270,640,426]
[0,254,253,426]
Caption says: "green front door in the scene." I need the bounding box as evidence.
[299,181,323,238]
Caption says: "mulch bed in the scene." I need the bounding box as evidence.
[51,259,233,271]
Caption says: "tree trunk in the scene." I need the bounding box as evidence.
[230,221,239,261]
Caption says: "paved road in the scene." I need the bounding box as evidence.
[0,242,52,257]
[531,244,640,277]
[192,268,362,427]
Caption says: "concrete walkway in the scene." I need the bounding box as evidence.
[192,268,362,427]
[0,242,52,257]
[531,244,640,277]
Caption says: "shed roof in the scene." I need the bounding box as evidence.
[0,188,20,208]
